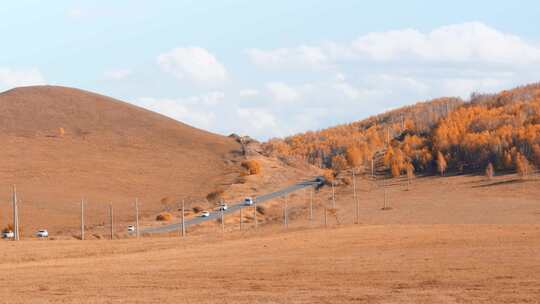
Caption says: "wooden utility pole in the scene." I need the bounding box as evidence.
[181,199,185,237]
[12,185,19,241]
[253,204,258,229]
[371,158,374,177]
[283,196,288,229]
[309,186,314,221]
[352,168,359,224]
[135,198,140,238]
[240,207,243,231]
[80,198,85,240]
[109,203,114,240]
[331,180,336,209]
[221,209,225,233]
[324,208,328,228]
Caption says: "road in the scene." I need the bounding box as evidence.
[140,177,324,234]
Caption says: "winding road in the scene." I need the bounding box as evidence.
[141,177,324,234]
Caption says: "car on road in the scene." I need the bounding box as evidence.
[2,231,14,239]
[218,203,228,211]
[243,197,254,206]
[127,225,136,232]
[36,229,49,238]
[200,211,211,217]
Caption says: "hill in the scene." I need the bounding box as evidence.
[263,83,540,178]
[0,86,240,235]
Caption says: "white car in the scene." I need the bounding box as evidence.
[218,204,228,211]
[36,229,49,238]
[2,231,14,239]
[200,211,211,217]
[127,225,136,232]
[243,197,254,206]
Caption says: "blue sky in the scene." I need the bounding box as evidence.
[1,1,540,139]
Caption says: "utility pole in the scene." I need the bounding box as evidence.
[253,204,258,229]
[324,207,328,228]
[80,198,85,240]
[331,180,336,209]
[181,199,185,237]
[309,186,314,221]
[283,196,288,229]
[109,203,114,240]
[135,198,140,239]
[12,185,19,241]
[352,168,358,224]
[240,207,243,231]
[221,208,225,233]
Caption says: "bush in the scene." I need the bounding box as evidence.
[156,212,173,221]
[241,160,261,175]
[192,206,203,213]
[206,189,224,202]
[256,205,266,215]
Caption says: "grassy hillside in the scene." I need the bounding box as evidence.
[0,86,240,235]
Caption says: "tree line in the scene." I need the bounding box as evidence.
[263,83,540,178]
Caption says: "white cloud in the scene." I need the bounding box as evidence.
[239,89,259,98]
[247,22,540,69]
[266,82,300,102]
[157,47,227,83]
[236,108,278,132]
[0,68,46,89]
[104,69,132,80]
[136,96,216,129]
[246,45,330,70]
[352,22,540,64]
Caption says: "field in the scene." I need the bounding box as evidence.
[1,174,539,303]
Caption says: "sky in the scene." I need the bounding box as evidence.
[1,1,540,140]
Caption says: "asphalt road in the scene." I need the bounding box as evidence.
[140,177,324,234]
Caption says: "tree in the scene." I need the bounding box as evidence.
[345,146,362,168]
[331,154,348,173]
[485,162,494,180]
[436,151,447,176]
[516,153,531,179]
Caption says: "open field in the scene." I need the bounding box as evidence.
[0,173,539,303]
[1,224,539,303]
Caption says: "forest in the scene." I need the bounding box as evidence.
[263,83,540,178]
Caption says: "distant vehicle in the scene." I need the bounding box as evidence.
[314,176,326,189]
[127,225,136,232]
[243,197,254,206]
[200,211,211,217]
[36,229,49,238]
[2,231,14,239]
[218,204,228,211]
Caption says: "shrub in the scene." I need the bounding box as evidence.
[192,206,203,213]
[256,205,266,215]
[156,212,173,221]
[206,189,224,202]
[241,160,261,175]
[2,223,14,233]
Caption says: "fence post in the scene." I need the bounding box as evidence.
[331,181,336,208]
[353,169,358,224]
[324,207,328,228]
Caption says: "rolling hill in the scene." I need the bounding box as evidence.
[0,86,240,235]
